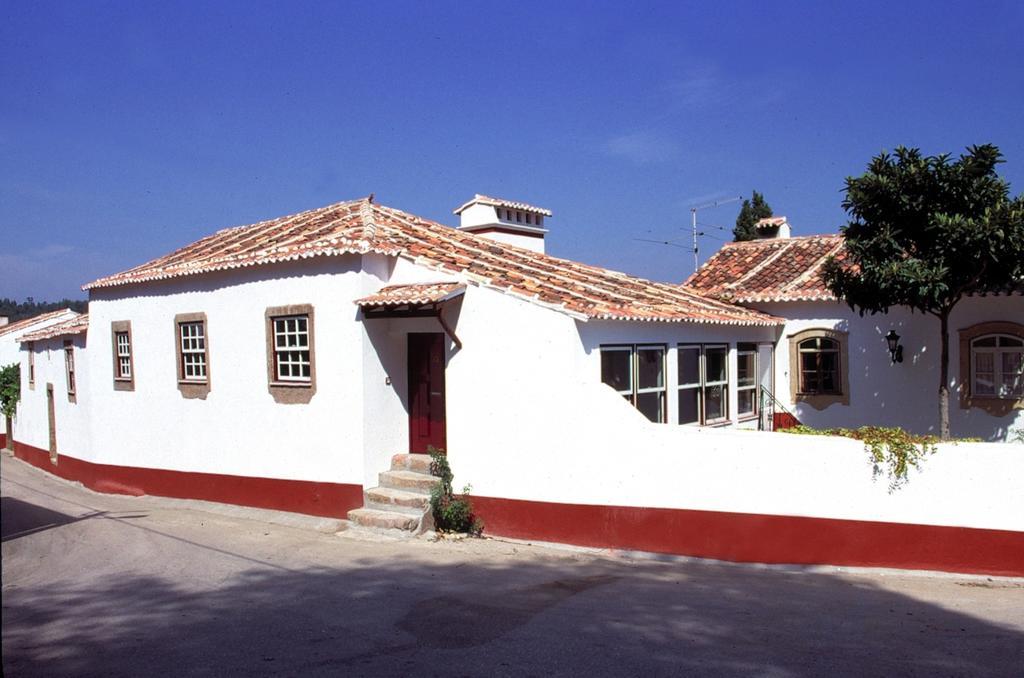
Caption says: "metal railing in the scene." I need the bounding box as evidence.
[758,385,800,431]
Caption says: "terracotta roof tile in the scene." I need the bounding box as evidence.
[0,309,80,338]
[684,235,844,303]
[355,283,465,307]
[85,198,781,326]
[19,313,89,342]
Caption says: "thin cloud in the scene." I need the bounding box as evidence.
[604,131,678,164]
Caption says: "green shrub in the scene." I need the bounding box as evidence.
[427,447,483,535]
[0,363,19,419]
[780,424,937,491]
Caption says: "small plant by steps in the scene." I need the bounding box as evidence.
[428,447,483,535]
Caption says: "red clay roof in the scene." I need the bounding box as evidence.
[684,235,845,303]
[20,314,89,342]
[0,309,80,338]
[85,198,781,326]
[355,283,465,307]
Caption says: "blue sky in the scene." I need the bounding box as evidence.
[2,1,1022,300]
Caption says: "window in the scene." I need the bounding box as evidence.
[116,333,132,378]
[265,305,316,404]
[971,335,1024,399]
[600,344,667,423]
[179,322,207,381]
[678,344,729,425]
[64,340,76,401]
[958,322,1024,414]
[737,343,757,419]
[111,321,135,391]
[28,342,35,389]
[273,316,311,381]
[174,313,210,399]
[788,328,848,408]
[798,337,840,394]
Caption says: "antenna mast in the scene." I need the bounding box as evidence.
[690,196,743,271]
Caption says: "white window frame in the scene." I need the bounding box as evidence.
[798,336,841,395]
[736,343,758,419]
[272,314,312,383]
[178,321,208,382]
[115,331,132,379]
[600,344,667,423]
[677,343,730,426]
[971,334,1024,399]
[64,342,76,396]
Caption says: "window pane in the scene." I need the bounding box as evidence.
[636,391,664,423]
[1002,351,1024,396]
[637,347,664,389]
[973,336,998,347]
[705,385,726,421]
[705,347,727,383]
[1000,337,1023,347]
[601,350,632,393]
[678,387,700,424]
[738,388,755,416]
[678,346,700,386]
[975,352,994,373]
[820,352,839,392]
[737,352,755,387]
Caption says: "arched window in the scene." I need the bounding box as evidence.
[971,334,1024,399]
[798,336,841,394]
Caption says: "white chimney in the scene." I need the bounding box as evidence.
[755,216,792,239]
[453,194,551,253]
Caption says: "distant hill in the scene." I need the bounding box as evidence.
[0,298,88,323]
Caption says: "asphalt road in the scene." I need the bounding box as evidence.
[3,453,1023,677]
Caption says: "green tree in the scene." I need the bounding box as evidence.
[733,191,774,241]
[822,144,1024,440]
[0,363,20,451]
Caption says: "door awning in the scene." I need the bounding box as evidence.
[356,282,466,347]
[355,282,465,313]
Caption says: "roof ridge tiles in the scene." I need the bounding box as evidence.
[84,198,781,326]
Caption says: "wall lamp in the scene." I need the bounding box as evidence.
[885,330,904,364]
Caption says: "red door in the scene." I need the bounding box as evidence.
[408,333,447,453]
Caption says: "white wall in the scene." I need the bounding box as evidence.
[14,333,90,459]
[452,372,1024,533]
[762,296,1024,441]
[83,257,368,485]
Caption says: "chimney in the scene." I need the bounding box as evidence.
[453,194,551,253]
[754,216,791,239]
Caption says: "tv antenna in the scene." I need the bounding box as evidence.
[689,196,743,271]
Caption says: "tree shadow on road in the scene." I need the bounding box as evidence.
[4,544,1023,677]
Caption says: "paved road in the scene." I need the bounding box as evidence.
[3,453,1023,677]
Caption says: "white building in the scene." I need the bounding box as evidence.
[0,308,81,369]
[685,226,1024,441]
[8,196,1022,576]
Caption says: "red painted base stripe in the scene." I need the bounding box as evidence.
[471,496,1024,577]
[11,441,363,519]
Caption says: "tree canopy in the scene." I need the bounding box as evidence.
[733,191,774,241]
[0,297,87,323]
[823,145,1024,315]
[822,144,1024,438]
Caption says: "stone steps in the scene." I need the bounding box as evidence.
[379,469,439,493]
[346,454,438,534]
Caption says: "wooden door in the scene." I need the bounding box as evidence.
[407,333,447,454]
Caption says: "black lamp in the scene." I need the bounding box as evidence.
[885,330,904,364]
